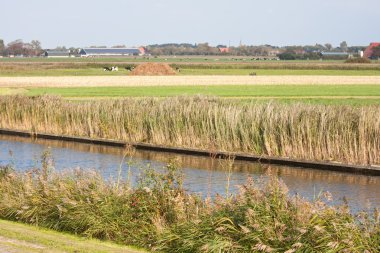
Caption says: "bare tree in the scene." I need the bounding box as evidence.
[112,45,126,48]
[7,39,25,56]
[0,39,4,56]
[30,40,42,56]
[324,43,333,51]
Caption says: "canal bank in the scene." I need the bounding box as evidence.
[0,128,379,176]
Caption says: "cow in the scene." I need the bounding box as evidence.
[103,67,112,71]
[125,66,135,71]
[175,67,181,73]
[111,66,118,71]
[249,72,257,76]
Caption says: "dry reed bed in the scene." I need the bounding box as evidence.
[0,162,379,252]
[1,76,380,87]
[0,96,379,166]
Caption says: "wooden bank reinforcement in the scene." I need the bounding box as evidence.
[0,128,379,176]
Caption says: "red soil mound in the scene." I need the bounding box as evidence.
[130,63,177,76]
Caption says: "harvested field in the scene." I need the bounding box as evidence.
[130,63,176,75]
[1,75,380,87]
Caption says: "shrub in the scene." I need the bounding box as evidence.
[345,58,371,64]
[0,165,13,178]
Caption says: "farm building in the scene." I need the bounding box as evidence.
[321,51,352,59]
[79,47,145,57]
[321,52,350,57]
[43,50,71,58]
[364,42,380,59]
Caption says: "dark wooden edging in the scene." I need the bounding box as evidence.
[1,128,379,176]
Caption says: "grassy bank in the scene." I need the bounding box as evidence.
[0,161,379,252]
[0,96,379,166]
[0,219,144,253]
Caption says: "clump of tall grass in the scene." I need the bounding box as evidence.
[0,155,378,252]
[0,95,379,165]
[345,58,372,64]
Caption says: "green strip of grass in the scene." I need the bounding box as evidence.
[25,84,380,97]
[23,85,380,105]
[179,68,380,76]
[0,219,145,253]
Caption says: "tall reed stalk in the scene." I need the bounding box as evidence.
[0,160,379,252]
[0,95,379,165]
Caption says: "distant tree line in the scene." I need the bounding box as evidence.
[0,39,43,57]
[0,39,370,58]
[147,41,365,58]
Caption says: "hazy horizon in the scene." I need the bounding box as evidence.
[1,0,379,48]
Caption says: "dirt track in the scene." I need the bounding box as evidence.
[0,75,380,87]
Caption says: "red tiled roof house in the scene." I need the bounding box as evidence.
[364,42,380,58]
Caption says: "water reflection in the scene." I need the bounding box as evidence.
[0,135,379,212]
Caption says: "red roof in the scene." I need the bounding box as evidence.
[364,42,380,58]
[219,47,229,53]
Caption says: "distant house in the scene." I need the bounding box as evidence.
[43,50,71,58]
[218,47,230,53]
[79,48,144,57]
[364,42,380,59]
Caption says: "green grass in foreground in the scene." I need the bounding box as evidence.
[23,85,380,105]
[0,219,145,253]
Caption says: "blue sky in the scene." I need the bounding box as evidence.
[1,0,378,48]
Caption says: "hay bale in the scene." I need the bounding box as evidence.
[130,63,176,76]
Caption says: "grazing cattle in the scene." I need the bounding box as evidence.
[111,66,118,71]
[175,67,181,73]
[125,66,135,71]
[249,72,257,76]
[103,67,112,71]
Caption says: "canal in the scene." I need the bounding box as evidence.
[0,134,379,212]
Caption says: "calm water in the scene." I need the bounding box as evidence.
[1,135,379,212]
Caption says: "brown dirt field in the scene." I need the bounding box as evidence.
[130,63,177,75]
[0,76,380,88]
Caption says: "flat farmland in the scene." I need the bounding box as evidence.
[1,68,380,77]
[1,59,380,77]
[1,59,380,104]
[1,75,380,87]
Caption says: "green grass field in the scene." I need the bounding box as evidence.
[0,219,145,253]
[1,67,380,77]
[16,85,380,105]
[179,68,380,76]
